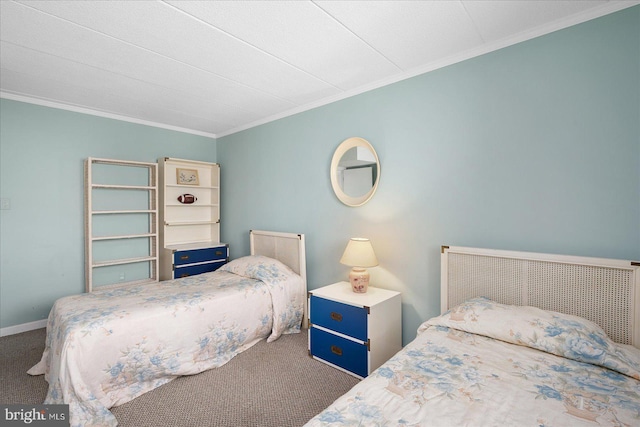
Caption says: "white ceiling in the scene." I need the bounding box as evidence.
[1,0,637,138]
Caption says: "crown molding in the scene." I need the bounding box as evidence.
[0,92,218,139]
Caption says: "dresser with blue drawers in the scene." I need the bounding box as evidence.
[308,281,401,378]
[164,242,229,279]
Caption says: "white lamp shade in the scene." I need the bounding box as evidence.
[340,238,378,268]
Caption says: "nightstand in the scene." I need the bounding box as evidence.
[308,281,401,378]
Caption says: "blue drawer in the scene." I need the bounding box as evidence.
[174,260,226,278]
[173,246,228,266]
[310,327,368,378]
[310,295,367,342]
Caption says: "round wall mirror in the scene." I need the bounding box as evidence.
[330,137,381,207]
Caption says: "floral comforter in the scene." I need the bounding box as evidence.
[28,255,304,427]
[305,297,640,427]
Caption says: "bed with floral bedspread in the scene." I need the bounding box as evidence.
[305,297,640,427]
[28,255,304,427]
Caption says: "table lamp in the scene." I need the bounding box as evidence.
[340,238,378,293]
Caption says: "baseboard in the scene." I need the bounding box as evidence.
[0,319,47,337]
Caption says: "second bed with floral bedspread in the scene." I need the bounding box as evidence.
[305,297,640,427]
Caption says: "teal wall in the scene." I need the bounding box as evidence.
[218,7,640,345]
[0,100,216,329]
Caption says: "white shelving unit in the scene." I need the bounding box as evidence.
[84,157,159,292]
[158,157,227,280]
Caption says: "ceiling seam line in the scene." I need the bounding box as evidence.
[459,0,486,43]
[0,40,257,118]
[310,0,404,72]
[159,0,344,92]
[11,0,303,106]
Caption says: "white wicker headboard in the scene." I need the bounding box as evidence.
[441,246,640,349]
[250,230,308,325]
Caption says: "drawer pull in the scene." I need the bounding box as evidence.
[215,250,223,255]
[330,312,343,322]
[180,255,189,261]
[330,345,343,356]
[180,273,190,278]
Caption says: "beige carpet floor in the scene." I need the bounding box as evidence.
[0,328,359,426]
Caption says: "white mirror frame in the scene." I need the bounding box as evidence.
[330,137,381,207]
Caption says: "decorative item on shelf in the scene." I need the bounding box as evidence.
[340,237,378,293]
[177,194,197,204]
[176,168,199,185]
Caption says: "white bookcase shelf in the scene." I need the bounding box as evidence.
[158,157,227,280]
[93,256,157,267]
[92,233,157,241]
[84,157,159,291]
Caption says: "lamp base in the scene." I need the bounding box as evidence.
[349,268,369,293]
